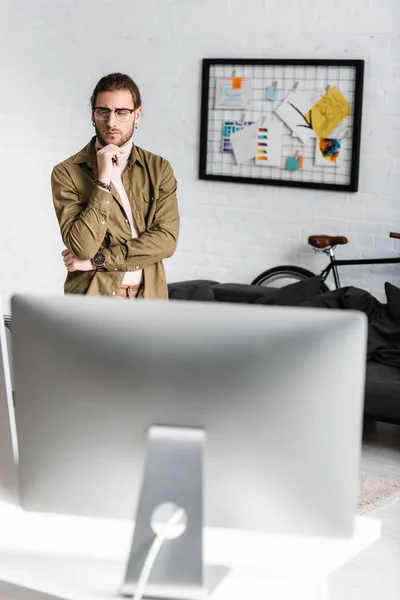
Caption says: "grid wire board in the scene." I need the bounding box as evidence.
[199,59,364,192]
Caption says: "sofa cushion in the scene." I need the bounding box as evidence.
[212,283,276,304]
[385,281,400,323]
[168,280,218,301]
[298,285,381,318]
[253,275,323,306]
[365,361,400,421]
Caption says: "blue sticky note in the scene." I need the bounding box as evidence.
[287,157,300,171]
[266,85,279,102]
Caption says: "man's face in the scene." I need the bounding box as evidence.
[92,89,142,147]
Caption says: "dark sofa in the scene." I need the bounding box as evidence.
[168,277,400,425]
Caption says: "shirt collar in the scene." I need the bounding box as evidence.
[72,136,144,168]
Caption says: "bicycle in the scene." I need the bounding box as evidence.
[251,232,400,291]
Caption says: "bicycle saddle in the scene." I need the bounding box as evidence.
[308,235,348,249]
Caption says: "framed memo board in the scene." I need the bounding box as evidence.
[199,58,365,192]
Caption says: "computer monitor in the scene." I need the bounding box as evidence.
[12,294,367,598]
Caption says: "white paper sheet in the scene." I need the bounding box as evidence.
[230,118,263,164]
[275,90,321,143]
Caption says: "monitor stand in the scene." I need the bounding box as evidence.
[122,426,228,600]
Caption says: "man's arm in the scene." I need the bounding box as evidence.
[102,159,180,272]
[51,164,111,260]
[61,249,94,272]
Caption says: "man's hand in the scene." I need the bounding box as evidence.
[62,249,94,272]
[96,144,122,184]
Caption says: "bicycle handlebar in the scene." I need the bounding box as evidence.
[389,232,400,239]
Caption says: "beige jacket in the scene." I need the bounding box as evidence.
[51,137,179,298]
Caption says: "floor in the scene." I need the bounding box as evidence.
[331,421,400,600]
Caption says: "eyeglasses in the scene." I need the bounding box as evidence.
[93,107,135,122]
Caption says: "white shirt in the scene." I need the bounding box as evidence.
[95,137,142,286]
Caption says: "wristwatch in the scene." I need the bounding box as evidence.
[90,251,107,270]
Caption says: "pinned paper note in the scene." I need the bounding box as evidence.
[304,86,352,139]
[215,77,252,109]
[230,118,263,164]
[221,120,254,153]
[315,138,343,167]
[255,120,283,167]
[292,151,304,169]
[275,90,321,143]
[287,156,301,171]
[266,82,279,102]
[232,77,243,90]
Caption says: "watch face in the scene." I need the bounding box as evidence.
[93,252,105,266]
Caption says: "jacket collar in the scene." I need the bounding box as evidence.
[72,136,144,170]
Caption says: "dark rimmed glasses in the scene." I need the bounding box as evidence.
[93,107,135,122]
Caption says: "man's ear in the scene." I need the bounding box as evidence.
[134,106,143,127]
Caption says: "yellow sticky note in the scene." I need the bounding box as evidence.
[232,77,243,90]
[304,86,352,139]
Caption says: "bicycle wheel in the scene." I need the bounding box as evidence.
[251,265,330,292]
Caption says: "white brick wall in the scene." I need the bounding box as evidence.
[0,0,399,301]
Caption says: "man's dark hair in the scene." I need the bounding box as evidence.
[90,73,142,109]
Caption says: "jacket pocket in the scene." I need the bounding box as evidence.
[143,192,157,228]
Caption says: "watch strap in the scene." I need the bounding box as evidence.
[95,179,112,192]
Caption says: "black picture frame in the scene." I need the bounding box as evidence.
[199,58,365,193]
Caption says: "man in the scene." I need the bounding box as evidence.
[51,73,179,299]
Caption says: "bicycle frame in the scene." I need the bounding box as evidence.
[320,247,400,289]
